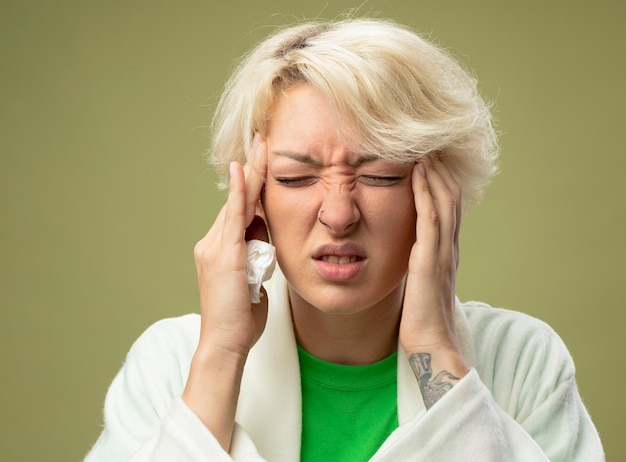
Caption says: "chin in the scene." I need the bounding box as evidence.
[293,281,402,317]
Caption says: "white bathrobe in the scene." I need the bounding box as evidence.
[84,267,604,461]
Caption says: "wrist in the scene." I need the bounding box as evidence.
[402,330,462,356]
[183,341,248,452]
[405,346,468,410]
[405,340,467,372]
[191,337,250,375]
[197,322,255,358]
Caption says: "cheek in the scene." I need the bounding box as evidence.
[398,197,418,244]
[262,185,317,242]
[376,197,416,268]
[365,187,416,234]
[379,209,416,255]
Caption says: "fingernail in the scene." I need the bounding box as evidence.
[230,161,236,178]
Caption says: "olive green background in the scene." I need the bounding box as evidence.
[1,1,624,460]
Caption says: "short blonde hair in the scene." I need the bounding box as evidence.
[210,18,498,203]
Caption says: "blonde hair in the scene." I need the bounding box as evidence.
[210,18,498,203]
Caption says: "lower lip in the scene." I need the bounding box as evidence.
[312,258,366,281]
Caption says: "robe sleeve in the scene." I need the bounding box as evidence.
[82,315,267,462]
[373,304,604,461]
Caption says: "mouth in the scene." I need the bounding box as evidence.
[318,255,362,264]
[312,242,367,283]
[312,246,366,281]
[312,243,367,273]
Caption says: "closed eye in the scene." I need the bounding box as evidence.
[358,175,405,187]
[274,176,317,187]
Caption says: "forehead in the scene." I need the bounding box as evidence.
[267,83,364,164]
[268,84,338,137]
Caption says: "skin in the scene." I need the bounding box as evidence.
[183,83,468,451]
[263,84,416,364]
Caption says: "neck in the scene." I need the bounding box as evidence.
[289,287,402,365]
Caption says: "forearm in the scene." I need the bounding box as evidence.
[182,343,248,452]
[407,346,468,409]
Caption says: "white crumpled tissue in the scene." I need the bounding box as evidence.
[246,239,277,304]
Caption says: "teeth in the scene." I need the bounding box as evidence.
[322,256,358,264]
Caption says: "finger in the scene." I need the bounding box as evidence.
[422,157,457,259]
[221,161,247,247]
[411,161,439,270]
[431,158,463,252]
[243,133,268,226]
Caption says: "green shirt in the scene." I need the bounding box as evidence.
[298,345,399,462]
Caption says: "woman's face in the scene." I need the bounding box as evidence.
[263,84,417,316]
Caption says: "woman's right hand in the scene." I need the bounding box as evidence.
[182,134,268,451]
[193,134,269,356]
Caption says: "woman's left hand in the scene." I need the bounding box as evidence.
[399,157,469,408]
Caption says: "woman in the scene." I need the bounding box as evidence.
[85,19,604,461]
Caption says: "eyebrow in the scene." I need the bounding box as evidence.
[271,150,380,167]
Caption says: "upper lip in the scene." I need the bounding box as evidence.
[312,243,366,260]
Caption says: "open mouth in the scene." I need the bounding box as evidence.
[312,246,366,280]
[319,255,361,264]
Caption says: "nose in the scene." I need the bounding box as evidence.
[318,187,360,234]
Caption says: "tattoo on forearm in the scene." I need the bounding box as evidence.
[409,353,460,409]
